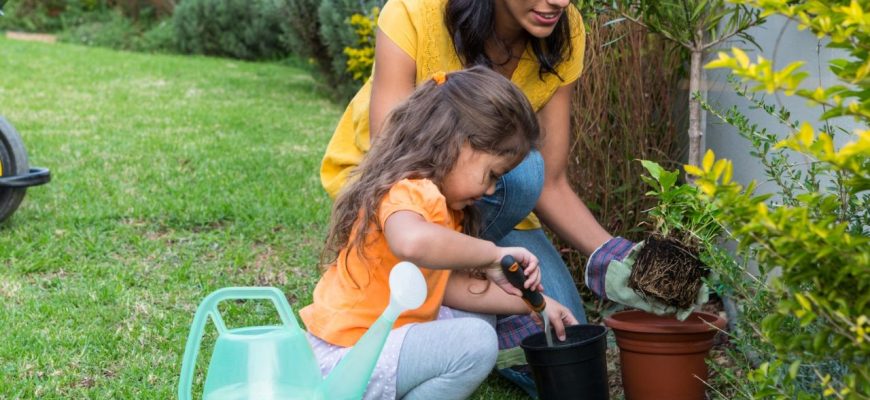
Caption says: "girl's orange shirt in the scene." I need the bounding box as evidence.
[319,0,586,231]
[300,179,463,347]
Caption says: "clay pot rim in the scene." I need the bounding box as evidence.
[603,310,726,334]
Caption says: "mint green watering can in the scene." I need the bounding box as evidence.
[178,261,427,400]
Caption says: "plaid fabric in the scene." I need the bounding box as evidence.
[584,236,634,300]
[497,237,634,350]
[496,314,542,349]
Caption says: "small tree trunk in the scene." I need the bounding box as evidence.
[687,48,704,169]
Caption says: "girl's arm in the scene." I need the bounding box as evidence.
[443,272,529,314]
[384,210,536,272]
[384,210,541,293]
[444,273,578,341]
[369,30,416,139]
[533,81,613,256]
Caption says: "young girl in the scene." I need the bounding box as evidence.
[320,1,633,394]
[301,67,578,400]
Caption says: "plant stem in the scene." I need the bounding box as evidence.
[688,47,704,169]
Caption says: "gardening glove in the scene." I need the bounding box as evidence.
[585,237,708,321]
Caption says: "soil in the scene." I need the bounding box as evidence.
[628,236,709,309]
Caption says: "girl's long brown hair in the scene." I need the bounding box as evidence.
[322,66,540,266]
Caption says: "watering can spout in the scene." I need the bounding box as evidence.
[318,261,427,400]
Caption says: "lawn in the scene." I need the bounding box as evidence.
[0,38,525,399]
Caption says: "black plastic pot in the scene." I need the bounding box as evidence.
[521,324,609,400]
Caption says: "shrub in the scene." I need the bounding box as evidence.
[59,9,138,49]
[316,0,383,100]
[56,6,174,53]
[343,7,378,83]
[109,0,174,20]
[137,18,175,52]
[278,0,330,73]
[693,0,869,397]
[0,0,77,32]
[1,0,174,53]
[172,0,287,60]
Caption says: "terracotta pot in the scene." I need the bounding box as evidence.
[604,310,726,400]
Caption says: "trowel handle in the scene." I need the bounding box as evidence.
[500,256,546,313]
[178,287,299,400]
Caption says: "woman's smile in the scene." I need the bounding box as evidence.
[531,9,562,26]
[496,0,569,39]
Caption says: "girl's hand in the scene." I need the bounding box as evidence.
[485,247,541,297]
[530,296,579,342]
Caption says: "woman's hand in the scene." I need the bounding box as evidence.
[485,247,541,297]
[530,295,579,342]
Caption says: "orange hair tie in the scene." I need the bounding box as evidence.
[432,71,447,86]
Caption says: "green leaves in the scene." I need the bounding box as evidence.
[695,14,869,385]
[604,0,763,49]
[343,7,379,82]
[708,1,870,122]
[640,159,678,192]
[639,159,723,248]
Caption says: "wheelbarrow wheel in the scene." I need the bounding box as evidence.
[0,116,30,223]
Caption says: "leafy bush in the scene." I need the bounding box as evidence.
[278,0,330,73]
[344,7,378,82]
[691,0,869,397]
[59,9,139,49]
[110,0,174,20]
[61,13,175,53]
[0,0,83,32]
[172,0,287,60]
[275,0,382,99]
[1,0,174,52]
[316,0,382,99]
[137,19,175,52]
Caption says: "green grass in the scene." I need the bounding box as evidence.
[0,38,526,399]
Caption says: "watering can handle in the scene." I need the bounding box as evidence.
[177,287,299,400]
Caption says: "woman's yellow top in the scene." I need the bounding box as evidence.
[320,0,586,229]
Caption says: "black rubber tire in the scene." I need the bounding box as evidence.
[0,116,30,223]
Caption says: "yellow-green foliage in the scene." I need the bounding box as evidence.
[706,0,869,121]
[344,7,379,82]
[699,1,869,397]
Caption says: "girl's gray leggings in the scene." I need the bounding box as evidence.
[395,310,498,399]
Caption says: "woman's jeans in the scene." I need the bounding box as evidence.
[477,151,587,327]
[475,150,587,396]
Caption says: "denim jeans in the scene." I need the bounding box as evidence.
[475,150,587,397]
[476,150,587,325]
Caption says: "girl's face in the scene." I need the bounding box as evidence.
[495,0,571,39]
[441,143,515,211]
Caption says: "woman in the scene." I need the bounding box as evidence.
[320,0,633,395]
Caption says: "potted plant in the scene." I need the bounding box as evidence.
[604,160,728,400]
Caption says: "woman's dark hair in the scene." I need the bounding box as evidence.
[445,0,573,80]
